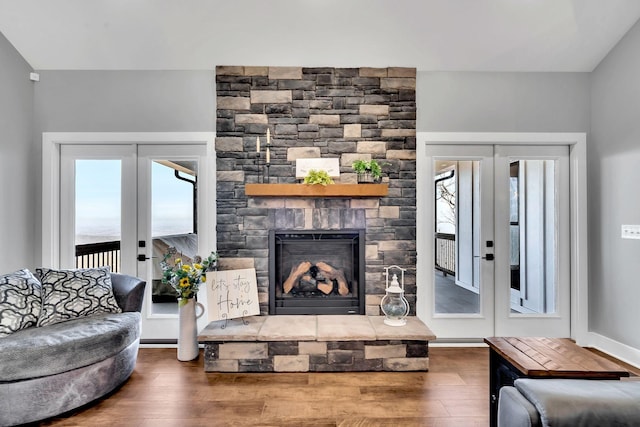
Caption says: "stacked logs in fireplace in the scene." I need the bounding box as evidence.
[284,261,350,296]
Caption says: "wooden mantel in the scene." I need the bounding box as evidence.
[245,183,388,197]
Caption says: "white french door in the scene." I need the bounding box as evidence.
[494,145,570,336]
[421,144,570,339]
[424,145,495,338]
[59,143,209,340]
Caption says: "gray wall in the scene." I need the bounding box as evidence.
[0,32,36,271]
[590,19,640,349]
[417,72,590,132]
[35,71,215,132]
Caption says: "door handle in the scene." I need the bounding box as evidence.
[137,254,150,262]
[474,254,494,261]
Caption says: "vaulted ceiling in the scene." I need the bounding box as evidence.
[1,0,639,72]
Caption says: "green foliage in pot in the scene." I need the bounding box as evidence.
[303,169,334,186]
[352,159,383,182]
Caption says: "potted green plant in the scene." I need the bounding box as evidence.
[303,169,334,186]
[352,159,383,183]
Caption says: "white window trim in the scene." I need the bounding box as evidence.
[416,132,588,344]
[42,131,217,269]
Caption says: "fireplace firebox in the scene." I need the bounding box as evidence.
[269,229,365,315]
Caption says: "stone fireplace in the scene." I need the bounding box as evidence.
[202,66,435,373]
[269,229,365,315]
[215,65,417,316]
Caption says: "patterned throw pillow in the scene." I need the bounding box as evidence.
[36,267,122,327]
[0,269,42,337]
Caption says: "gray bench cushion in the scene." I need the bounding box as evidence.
[498,385,541,427]
[515,378,640,427]
[0,312,140,381]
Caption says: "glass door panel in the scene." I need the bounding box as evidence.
[59,145,136,275]
[509,159,557,314]
[434,161,481,314]
[74,160,122,271]
[149,159,199,315]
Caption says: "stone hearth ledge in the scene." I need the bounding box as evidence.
[198,315,434,342]
[198,315,436,373]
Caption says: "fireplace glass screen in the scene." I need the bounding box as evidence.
[269,229,365,315]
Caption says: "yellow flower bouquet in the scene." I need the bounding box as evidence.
[160,249,217,306]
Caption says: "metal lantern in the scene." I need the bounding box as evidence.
[380,265,409,326]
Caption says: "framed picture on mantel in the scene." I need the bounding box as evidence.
[296,158,340,179]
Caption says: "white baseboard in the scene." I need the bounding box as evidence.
[140,343,178,348]
[582,332,640,369]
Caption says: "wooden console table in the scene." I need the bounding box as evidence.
[485,337,630,427]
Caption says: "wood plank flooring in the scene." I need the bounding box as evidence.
[39,347,490,427]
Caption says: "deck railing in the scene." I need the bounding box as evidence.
[435,233,455,276]
[75,240,121,273]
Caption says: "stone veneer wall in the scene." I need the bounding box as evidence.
[215,66,416,315]
[205,340,429,372]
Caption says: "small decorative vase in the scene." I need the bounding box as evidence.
[357,172,381,184]
[177,298,205,361]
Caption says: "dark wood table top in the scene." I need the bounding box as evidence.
[485,336,630,379]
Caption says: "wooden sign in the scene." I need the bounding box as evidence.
[206,268,260,322]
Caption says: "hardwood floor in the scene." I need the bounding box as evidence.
[39,347,490,427]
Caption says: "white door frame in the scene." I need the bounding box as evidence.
[416,132,588,344]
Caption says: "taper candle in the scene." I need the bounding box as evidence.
[267,127,271,145]
[256,136,260,153]
[266,146,270,163]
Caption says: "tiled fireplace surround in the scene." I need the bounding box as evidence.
[200,66,435,372]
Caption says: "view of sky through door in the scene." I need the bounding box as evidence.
[75,160,121,245]
[151,161,193,237]
[75,160,193,245]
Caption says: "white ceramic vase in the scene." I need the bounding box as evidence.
[177,298,205,361]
